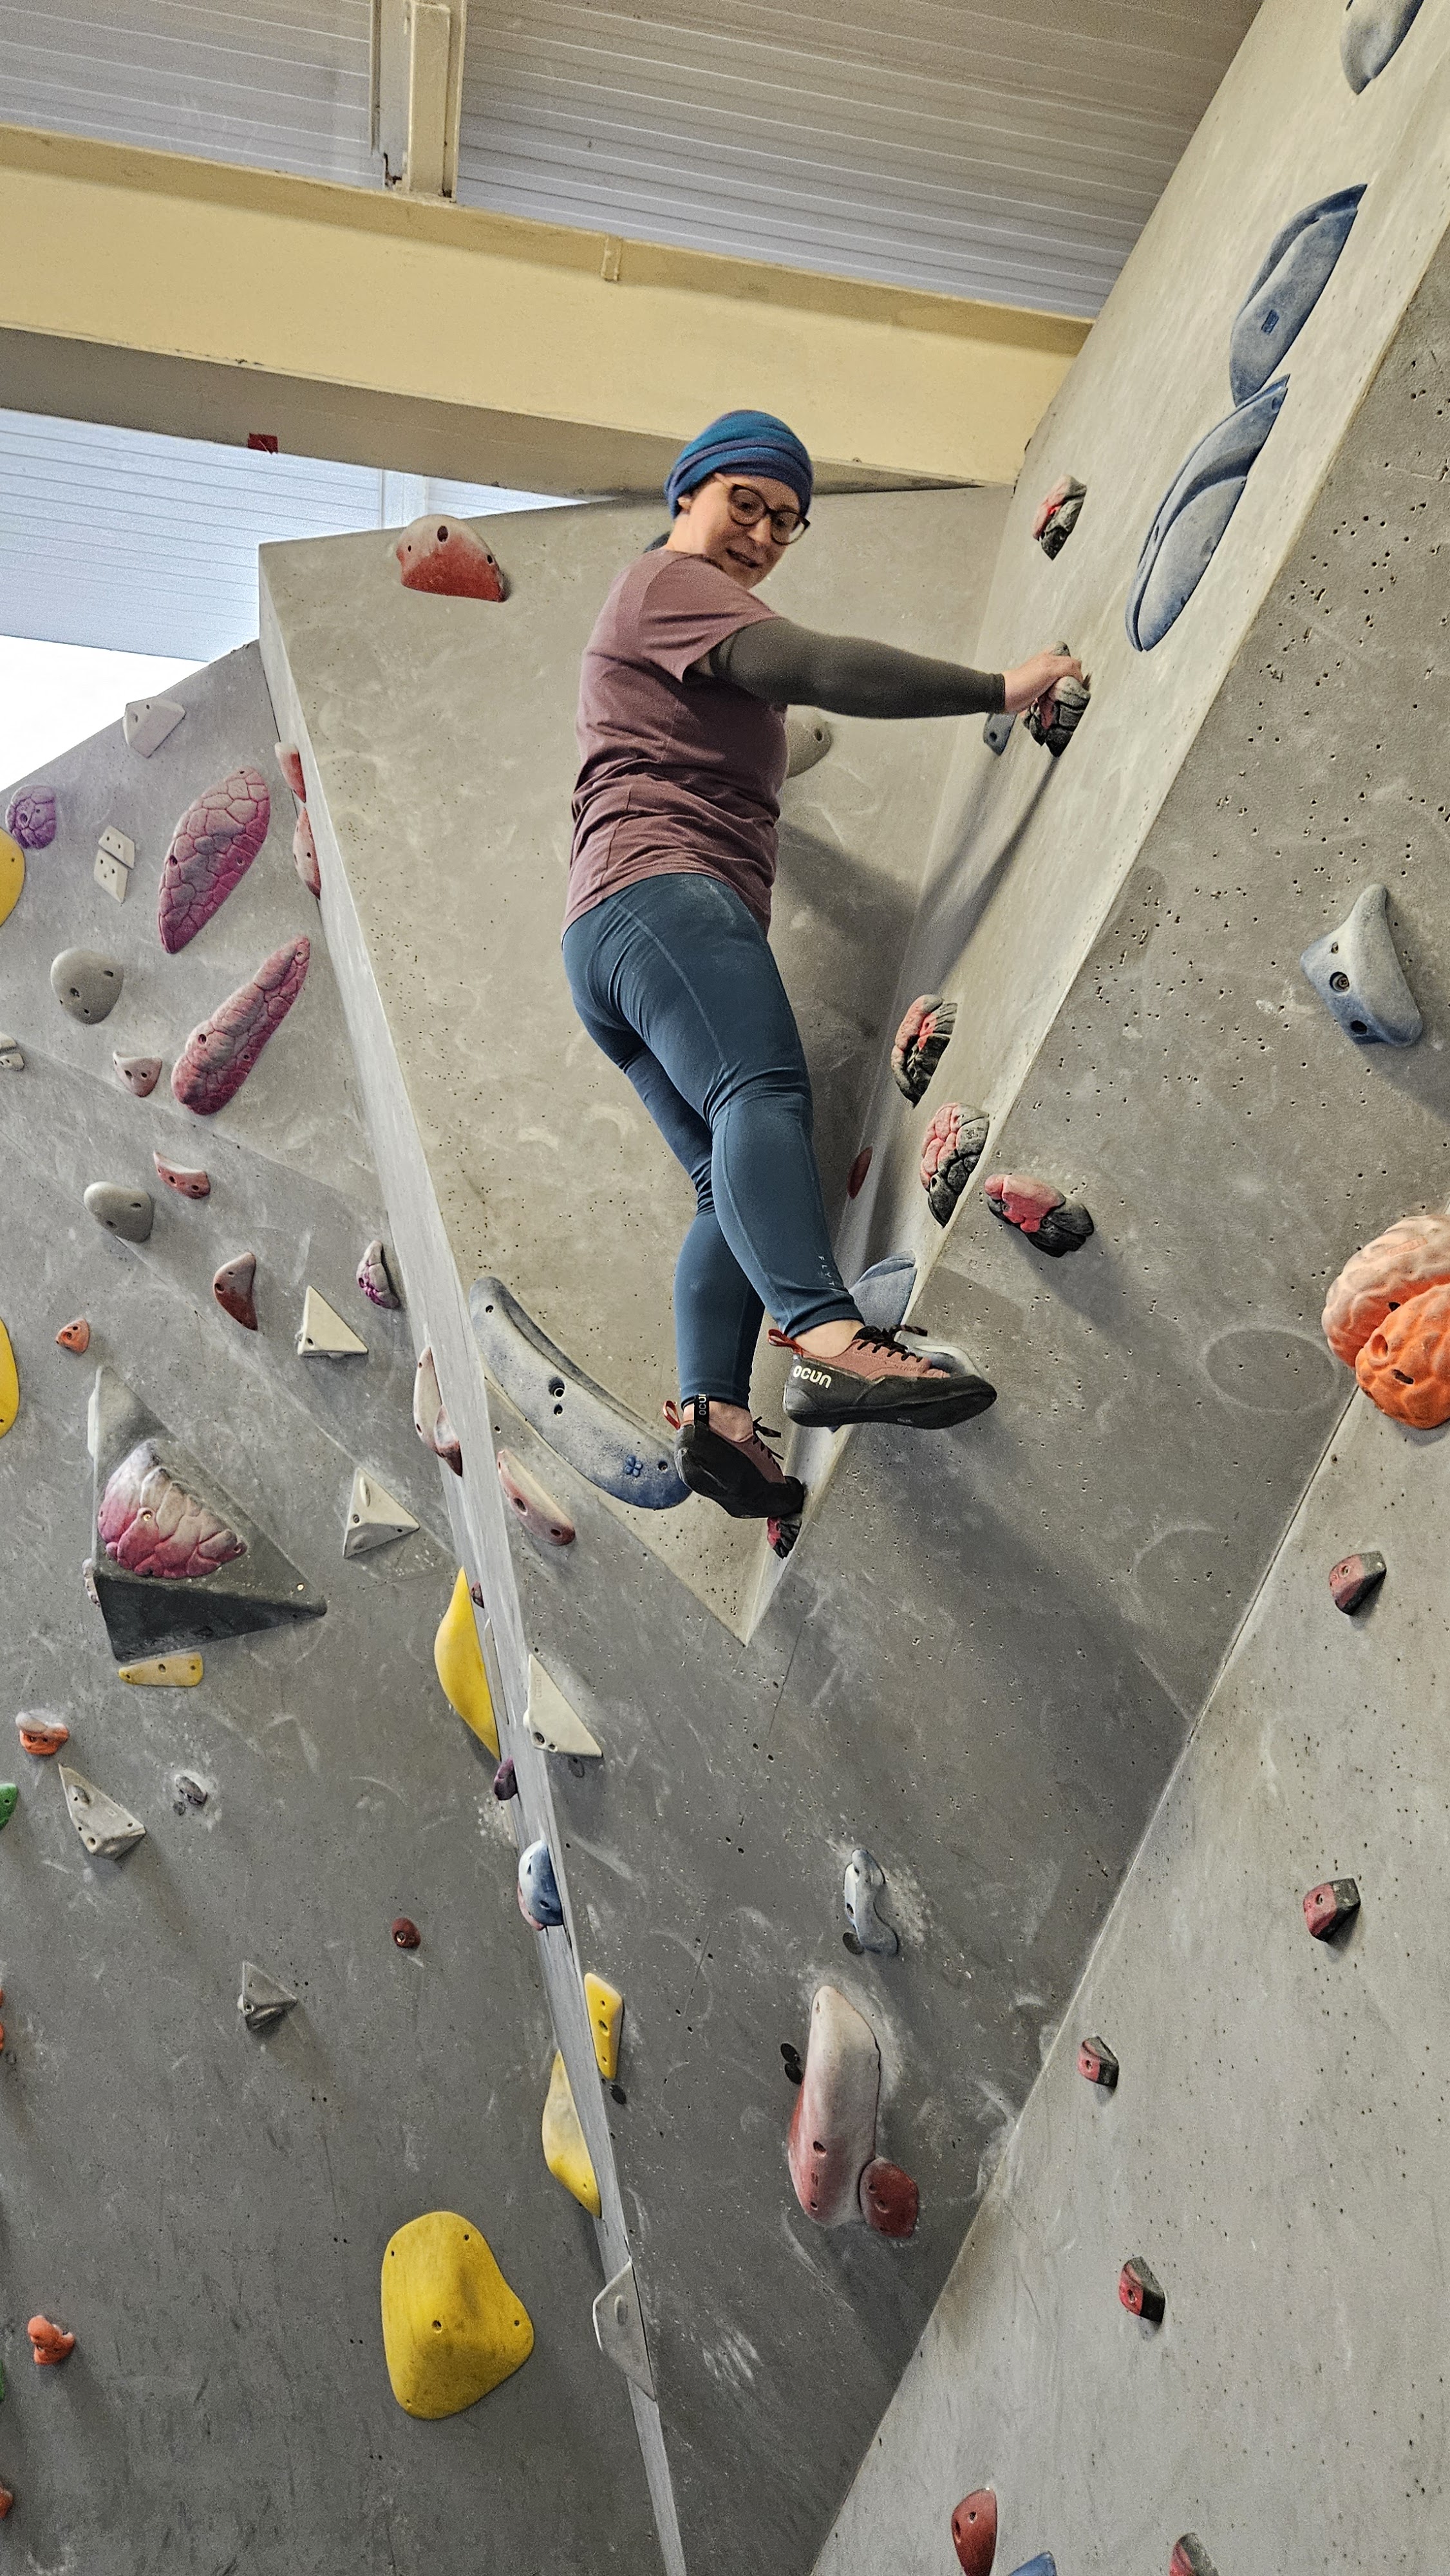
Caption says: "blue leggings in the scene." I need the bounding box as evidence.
[563,873,859,1406]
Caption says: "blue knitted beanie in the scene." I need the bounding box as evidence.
[664,410,814,518]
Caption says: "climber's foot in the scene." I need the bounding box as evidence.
[772,1325,997,1431]
[666,1397,807,1522]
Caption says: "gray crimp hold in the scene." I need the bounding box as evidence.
[124,696,185,757]
[983,710,1015,756]
[1126,377,1288,652]
[59,1765,146,1859]
[52,947,124,1023]
[1342,0,1423,89]
[592,2261,656,2399]
[87,1366,327,1661]
[343,1467,419,1559]
[471,1274,688,1510]
[851,1255,916,1334]
[784,712,832,779]
[843,1848,899,1956]
[526,1658,602,1760]
[239,1962,298,2032]
[84,1184,155,1244]
[1299,883,1422,1047]
[0,1035,23,1069]
[1230,186,1366,404]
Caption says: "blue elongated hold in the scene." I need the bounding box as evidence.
[851,1255,916,1334]
[518,1837,564,1931]
[1342,0,1423,90]
[1125,378,1288,652]
[1230,186,1366,403]
[1300,883,1422,1047]
[471,1275,688,1511]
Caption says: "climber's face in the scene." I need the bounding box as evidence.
[665,472,802,589]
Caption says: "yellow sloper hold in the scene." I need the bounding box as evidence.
[541,2051,601,2216]
[118,1653,203,1686]
[381,2210,533,2419]
[0,1319,17,1437]
[584,1973,624,2082]
[432,1568,498,1755]
[0,831,23,931]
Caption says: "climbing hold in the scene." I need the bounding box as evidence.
[984,1171,1094,1256]
[1330,1550,1386,1613]
[296,1287,367,1358]
[275,743,306,800]
[921,1105,991,1225]
[498,1449,576,1548]
[0,831,24,930]
[93,825,136,905]
[472,1277,688,1510]
[847,1146,872,1199]
[88,1367,326,1659]
[592,2261,655,2398]
[858,2157,918,2237]
[153,1154,210,1199]
[1356,1283,1450,1426]
[1304,1877,1360,1940]
[293,808,321,897]
[6,783,56,848]
[0,1320,16,1437]
[892,993,957,1105]
[0,1786,17,1832]
[983,710,1015,755]
[395,516,507,600]
[158,768,271,951]
[212,1252,259,1332]
[413,1347,463,1475]
[784,711,833,777]
[788,1985,880,2228]
[0,2482,12,2517]
[124,696,185,756]
[950,2488,998,2576]
[59,1765,146,1859]
[52,948,123,1024]
[1024,659,1090,757]
[585,1973,624,2080]
[56,1318,91,1355]
[767,1512,801,1562]
[15,1712,68,1756]
[343,1468,419,1558]
[171,936,310,1114]
[114,1054,162,1097]
[1300,882,1421,1047]
[1127,377,1289,652]
[1342,0,1423,88]
[0,1036,23,1069]
[238,1960,298,2031]
[27,2317,75,2367]
[1118,2256,1165,2324]
[1033,474,1086,558]
[1230,187,1366,404]
[1006,2559,1057,2576]
[391,1916,422,1950]
[119,1654,203,1684]
[541,2050,602,2214]
[357,1238,402,1309]
[1170,2539,1217,2576]
[527,1659,601,1759]
[843,1848,899,1956]
[174,1772,208,1808]
[517,1838,564,1931]
[84,1184,154,1244]
[433,1569,499,1754]
[492,1757,518,1801]
[1323,1213,1450,1367]
[381,2210,532,2418]
[1078,2036,1120,2089]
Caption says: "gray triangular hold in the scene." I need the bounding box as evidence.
[592,2261,655,2398]
[59,1765,145,1859]
[1300,882,1423,1048]
[343,1468,419,1559]
[123,696,185,757]
[296,1287,368,1358]
[527,1658,603,1759]
[239,1962,297,2031]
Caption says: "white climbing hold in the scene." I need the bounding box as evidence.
[784,712,832,779]
[59,1765,146,1859]
[94,827,136,905]
[843,1848,900,1955]
[343,1467,419,1559]
[0,1036,23,1070]
[124,697,185,757]
[413,1346,462,1474]
[526,1659,602,1761]
[238,1962,298,2031]
[592,2262,655,2398]
[296,1287,367,1358]
[1300,882,1422,1048]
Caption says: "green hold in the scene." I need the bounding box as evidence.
[0,1784,17,1830]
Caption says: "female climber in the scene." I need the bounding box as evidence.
[563,408,1083,1527]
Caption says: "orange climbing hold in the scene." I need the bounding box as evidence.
[1355,1282,1450,1428]
[15,1712,68,1756]
[55,1319,90,1353]
[951,2488,998,2576]
[1322,1212,1450,1367]
[27,2316,75,2365]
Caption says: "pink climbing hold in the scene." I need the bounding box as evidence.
[212,1252,259,1331]
[497,1448,576,1547]
[27,2317,75,2367]
[787,1984,880,2228]
[293,809,321,898]
[920,1103,990,1225]
[157,768,271,954]
[274,743,306,801]
[951,2490,998,2576]
[153,1154,211,1200]
[413,1347,463,1476]
[395,516,507,601]
[891,993,956,1105]
[357,1238,402,1310]
[984,1170,1095,1256]
[858,2157,919,2239]
[55,1319,90,1354]
[99,1439,247,1581]
[114,1055,162,1098]
[171,937,309,1115]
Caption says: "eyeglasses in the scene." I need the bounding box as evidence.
[712,477,809,545]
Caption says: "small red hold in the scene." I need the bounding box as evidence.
[847,1146,872,1200]
[275,743,306,801]
[767,1513,800,1561]
[984,1171,1094,1258]
[395,517,507,601]
[27,2316,75,2366]
[391,1917,422,1950]
[1118,2256,1165,2324]
[293,808,321,898]
[496,1449,576,1548]
[0,2479,12,2515]
[55,1318,90,1354]
[16,1713,68,1757]
[950,2487,997,2576]
[1304,1877,1360,1940]
[1328,1551,1386,1614]
[153,1154,211,1199]
[213,1252,259,1332]
[858,2157,919,2239]
[247,433,279,453]
[1170,2539,1217,2576]
[1077,2036,1119,2089]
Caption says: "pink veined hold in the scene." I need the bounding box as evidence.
[157,768,272,953]
[274,743,306,800]
[6,784,57,849]
[153,1154,211,1199]
[292,809,321,898]
[413,1347,463,1475]
[787,1984,881,2227]
[99,1439,247,1581]
[395,515,507,601]
[171,936,310,1115]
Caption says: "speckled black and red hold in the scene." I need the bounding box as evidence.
[1118,2256,1165,2324]
[391,1917,422,1950]
[1170,2537,1217,2576]
[1077,2036,1119,2089]
[1304,1877,1360,1940]
[1328,1550,1386,1614]
[950,2487,997,2576]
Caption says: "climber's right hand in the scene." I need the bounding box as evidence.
[1002,649,1084,714]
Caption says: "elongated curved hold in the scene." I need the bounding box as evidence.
[0,1320,15,1437]
[433,1568,499,1754]
[1171,2535,1218,2576]
[52,948,123,1024]
[1304,1876,1360,1939]
[396,516,507,600]
[1342,0,1423,88]
[6,783,57,848]
[984,1172,1094,1256]
[16,1711,68,1756]
[100,1440,245,1581]
[292,807,321,897]
[275,742,306,800]
[526,1658,601,1758]
[56,1318,90,1354]
[784,711,832,777]
[357,1237,402,1309]
[1322,1213,1450,1365]
[471,1276,688,1510]
[239,1960,297,2030]
[951,2488,998,2576]
[27,2317,75,2367]
[413,1346,462,1475]
[1033,473,1086,557]
[119,1653,203,1685]
[892,993,956,1104]
[1231,187,1366,403]
[593,2261,655,2398]
[60,1765,145,1858]
[158,768,270,951]
[1329,1549,1386,1613]
[382,2211,533,2419]
[124,695,184,756]
[850,1255,916,1334]
[1118,2255,1165,2324]
[498,1450,576,1546]
[787,1984,880,2226]
[858,2157,918,2237]
[843,1848,899,1955]
[920,1105,990,1225]
[1356,1282,1450,1426]
[171,936,310,1115]
[115,1054,162,1097]
[153,1154,210,1199]
[541,2051,601,2213]
[518,1837,564,1931]
[585,1972,624,2080]
[1127,377,1288,651]
[84,1184,153,1244]
[847,1145,872,1199]
[213,1251,259,1331]
[0,831,23,931]
[1301,882,1421,1046]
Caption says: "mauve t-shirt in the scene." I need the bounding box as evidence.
[566,550,787,935]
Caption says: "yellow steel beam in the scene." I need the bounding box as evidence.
[0,124,1089,493]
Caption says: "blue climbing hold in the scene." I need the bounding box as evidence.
[518,1837,564,1931]
[1342,0,1424,91]
[471,1275,688,1511]
[851,1255,916,1334]
[1008,2560,1057,2576]
[1230,187,1366,403]
[1125,378,1289,652]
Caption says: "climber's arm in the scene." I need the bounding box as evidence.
[707,621,1082,720]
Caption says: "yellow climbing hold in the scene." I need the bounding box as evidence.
[118,1653,203,1687]
[541,2050,601,2215]
[0,831,24,932]
[381,2210,533,2419]
[0,1320,17,1439]
[585,1973,625,2081]
[432,1568,498,1756]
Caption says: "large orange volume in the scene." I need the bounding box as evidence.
[1322,1213,1450,1365]
[1355,1281,1450,1427]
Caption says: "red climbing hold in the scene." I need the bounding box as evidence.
[1077,2036,1119,2089]
[1118,2257,1165,2324]
[213,1253,259,1332]
[55,1319,90,1354]
[0,2480,12,2516]
[951,2488,998,2576]
[847,1146,872,1200]
[1328,1551,1386,1614]
[391,1917,422,1950]
[275,743,306,801]
[858,2157,919,2239]
[1304,1878,1359,1940]
[293,808,321,898]
[153,1155,211,1199]
[1171,2539,1217,2576]
[27,2316,75,2366]
[16,1713,68,1757]
[395,516,507,601]
[892,994,957,1105]
[920,1103,990,1224]
[984,1171,1094,1257]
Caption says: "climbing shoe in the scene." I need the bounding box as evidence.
[665,1397,807,1522]
[771,1325,997,1432]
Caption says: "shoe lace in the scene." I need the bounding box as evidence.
[767,1324,927,1359]
[662,1397,786,1457]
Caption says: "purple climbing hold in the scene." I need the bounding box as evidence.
[5,786,57,849]
[492,1757,518,1801]
[158,769,271,952]
[171,937,310,1115]
[357,1238,403,1310]
[98,1439,247,1580]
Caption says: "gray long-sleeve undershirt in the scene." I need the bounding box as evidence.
[706,615,1005,719]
